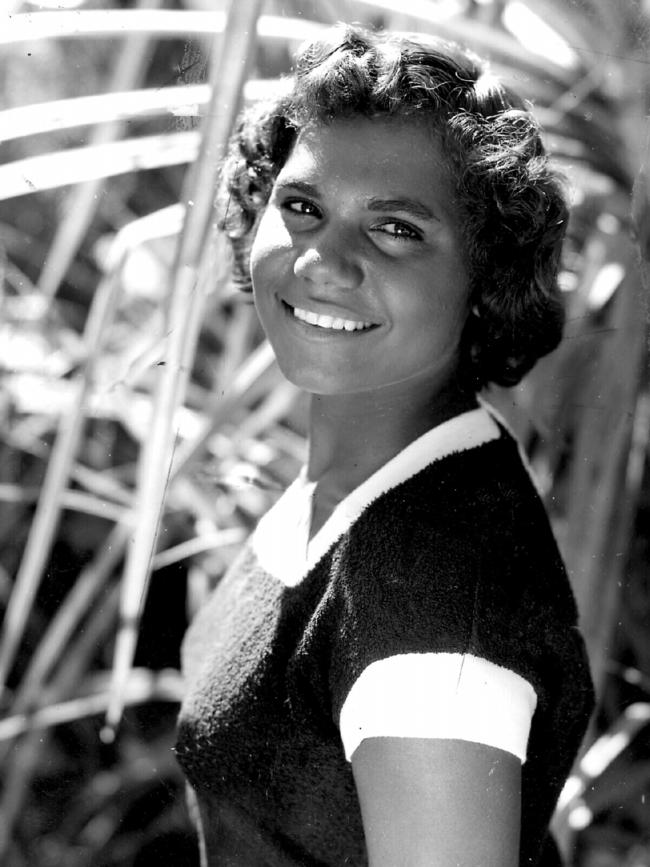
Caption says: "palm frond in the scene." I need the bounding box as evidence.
[0,9,323,44]
[0,132,199,200]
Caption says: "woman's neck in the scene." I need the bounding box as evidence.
[305,378,477,536]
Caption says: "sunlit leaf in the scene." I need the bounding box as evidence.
[0,132,199,200]
[0,10,323,45]
[0,80,282,143]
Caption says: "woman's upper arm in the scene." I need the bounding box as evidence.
[351,736,521,867]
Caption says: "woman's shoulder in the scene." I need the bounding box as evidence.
[327,421,578,645]
[346,421,554,563]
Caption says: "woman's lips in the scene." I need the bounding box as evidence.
[281,300,377,333]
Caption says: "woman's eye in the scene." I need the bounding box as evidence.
[282,199,321,218]
[375,221,423,242]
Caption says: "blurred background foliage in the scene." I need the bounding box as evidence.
[0,0,649,864]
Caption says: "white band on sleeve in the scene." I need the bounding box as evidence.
[339,652,537,763]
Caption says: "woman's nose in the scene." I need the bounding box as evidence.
[293,238,363,290]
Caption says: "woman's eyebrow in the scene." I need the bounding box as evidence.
[273,179,320,197]
[367,197,438,222]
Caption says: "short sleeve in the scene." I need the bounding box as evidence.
[323,461,577,768]
[338,651,538,762]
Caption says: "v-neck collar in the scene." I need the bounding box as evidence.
[251,405,501,587]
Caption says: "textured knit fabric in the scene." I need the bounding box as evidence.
[175,407,594,867]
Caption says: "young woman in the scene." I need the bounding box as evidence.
[175,25,594,867]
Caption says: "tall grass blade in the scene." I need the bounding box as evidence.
[0,266,124,693]
[0,483,127,523]
[2,326,274,729]
[235,380,300,442]
[0,85,210,142]
[0,80,282,144]
[0,132,200,201]
[0,10,322,45]
[8,524,129,722]
[0,389,90,694]
[151,528,246,572]
[0,8,226,42]
[0,579,121,858]
[0,668,183,742]
[211,302,261,388]
[512,0,608,56]
[173,340,278,476]
[36,0,163,300]
[104,0,266,736]
[5,339,277,718]
[553,703,650,851]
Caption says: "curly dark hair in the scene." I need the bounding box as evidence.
[219,24,568,389]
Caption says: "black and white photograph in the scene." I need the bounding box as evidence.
[0,1,649,865]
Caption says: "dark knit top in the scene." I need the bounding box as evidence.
[175,406,594,867]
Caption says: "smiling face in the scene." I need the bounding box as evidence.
[249,117,471,399]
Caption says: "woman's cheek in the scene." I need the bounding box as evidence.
[250,221,294,296]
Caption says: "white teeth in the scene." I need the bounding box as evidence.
[291,305,371,331]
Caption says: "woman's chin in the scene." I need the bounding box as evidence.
[278,368,356,396]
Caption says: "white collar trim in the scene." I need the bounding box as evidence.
[252,405,501,587]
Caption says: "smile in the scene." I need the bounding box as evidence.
[289,304,374,332]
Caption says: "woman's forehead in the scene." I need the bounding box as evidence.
[277,117,455,206]
[288,116,442,166]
